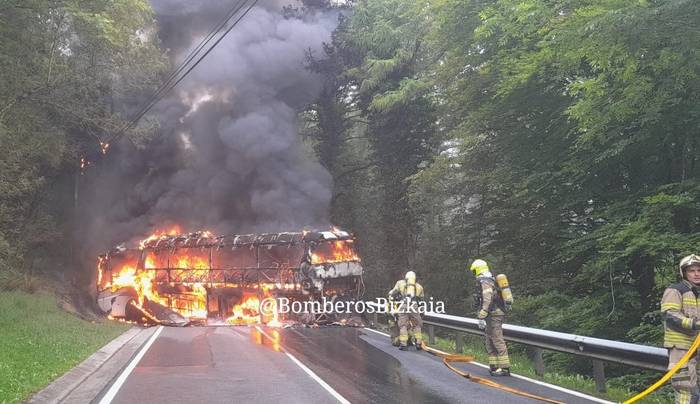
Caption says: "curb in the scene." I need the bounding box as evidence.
[26,326,158,404]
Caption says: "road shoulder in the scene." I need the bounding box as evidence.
[26,326,158,404]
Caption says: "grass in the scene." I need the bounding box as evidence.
[376,323,673,404]
[0,290,129,404]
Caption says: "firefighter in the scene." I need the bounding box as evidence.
[388,271,425,350]
[470,259,511,376]
[661,254,700,404]
[386,292,401,346]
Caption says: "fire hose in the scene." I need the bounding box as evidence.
[421,344,564,404]
[622,332,700,404]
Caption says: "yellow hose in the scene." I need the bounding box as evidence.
[622,332,700,404]
[422,344,564,404]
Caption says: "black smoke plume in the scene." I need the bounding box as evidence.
[80,0,339,257]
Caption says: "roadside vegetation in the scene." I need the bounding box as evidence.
[301,0,700,393]
[0,0,166,292]
[376,322,672,403]
[1,0,698,398]
[0,3,162,400]
[0,291,129,404]
[430,334,673,404]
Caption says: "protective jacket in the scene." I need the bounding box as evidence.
[662,280,700,349]
[388,280,424,302]
[474,275,505,315]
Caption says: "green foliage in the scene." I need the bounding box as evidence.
[0,291,129,403]
[0,0,166,288]
[304,0,439,285]
[424,331,672,403]
[303,0,700,394]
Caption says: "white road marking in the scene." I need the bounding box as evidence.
[224,326,247,339]
[363,327,614,404]
[256,326,351,404]
[363,327,391,338]
[98,326,164,404]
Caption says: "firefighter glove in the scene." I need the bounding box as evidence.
[477,309,489,319]
[478,319,486,330]
[504,303,513,313]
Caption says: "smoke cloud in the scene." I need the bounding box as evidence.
[81,0,338,251]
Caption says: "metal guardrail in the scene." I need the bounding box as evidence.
[366,303,669,392]
[421,312,668,371]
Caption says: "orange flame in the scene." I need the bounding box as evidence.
[102,228,357,324]
[311,240,361,264]
[226,295,261,325]
[139,226,182,249]
[109,230,210,319]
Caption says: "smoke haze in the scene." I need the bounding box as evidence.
[82,0,338,251]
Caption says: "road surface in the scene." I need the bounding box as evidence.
[95,326,611,404]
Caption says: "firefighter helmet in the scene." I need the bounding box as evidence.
[680,254,700,279]
[470,259,489,276]
[405,271,416,284]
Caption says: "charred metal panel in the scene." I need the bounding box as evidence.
[97,229,364,324]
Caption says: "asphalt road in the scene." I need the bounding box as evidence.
[96,326,611,404]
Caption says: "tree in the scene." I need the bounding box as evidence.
[303,0,439,293]
[0,0,166,290]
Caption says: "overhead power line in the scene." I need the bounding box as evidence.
[101,0,260,150]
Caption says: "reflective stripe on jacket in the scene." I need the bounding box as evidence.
[662,281,700,349]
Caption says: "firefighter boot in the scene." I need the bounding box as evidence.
[399,344,408,351]
[490,367,511,376]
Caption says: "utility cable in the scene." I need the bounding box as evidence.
[120,0,250,129]
[101,0,260,150]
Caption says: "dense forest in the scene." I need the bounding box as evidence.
[1,0,699,393]
[0,0,165,292]
[298,0,700,387]
[301,0,700,337]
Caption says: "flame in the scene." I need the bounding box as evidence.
[311,240,361,264]
[108,226,209,318]
[226,295,261,325]
[102,228,358,324]
[144,254,156,269]
[139,226,182,249]
[225,290,283,326]
[111,265,162,306]
[97,256,105,287]
[174,256,209,269]
[100,142,110,154]
[269,329,281,351]
[266,306,282,328]
[80,157,90,172]
[109,262,207,319]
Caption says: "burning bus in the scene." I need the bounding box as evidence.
[96,228,364,326]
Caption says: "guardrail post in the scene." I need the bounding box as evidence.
[532,347,545,376]
[455,333,463,354]
[593,360,606,393]
[428,325,435,345]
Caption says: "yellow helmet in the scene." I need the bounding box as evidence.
[405,271,416,284]
[680,254,700,279]
[470,259,489,276]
